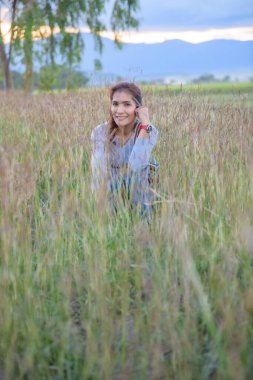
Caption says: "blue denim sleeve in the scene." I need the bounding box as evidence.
[128,126,158,170]
[91,124,108,192]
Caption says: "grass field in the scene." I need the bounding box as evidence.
[0,84,253,380]
[153,82,253,93]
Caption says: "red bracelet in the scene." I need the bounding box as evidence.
[139,124,151,132]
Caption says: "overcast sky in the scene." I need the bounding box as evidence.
[137,0,253,30]
[102,0,253,43]
[2,1,252,44]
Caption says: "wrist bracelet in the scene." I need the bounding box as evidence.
[139,124,152,132]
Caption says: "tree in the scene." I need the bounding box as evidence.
[192,74,218,84]
[37,64,89,91]
[0,0,140,92]
[0,0,17,90]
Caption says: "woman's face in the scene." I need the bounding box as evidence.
[111,90,137,129]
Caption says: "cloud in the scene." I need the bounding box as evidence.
[101,26,253,44]
[138,0,253,30]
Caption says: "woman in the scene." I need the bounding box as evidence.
[91,81,158,217]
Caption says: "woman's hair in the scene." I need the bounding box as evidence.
[108,82,143,143]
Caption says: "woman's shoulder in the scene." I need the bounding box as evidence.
[91,122,108,141]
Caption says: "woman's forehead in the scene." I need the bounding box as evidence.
[112,90,134,102]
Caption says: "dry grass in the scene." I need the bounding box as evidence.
[0,88,253,380]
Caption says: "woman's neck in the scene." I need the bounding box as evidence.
[117,123,135,137]
[115,123,135,147]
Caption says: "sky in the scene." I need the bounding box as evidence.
[137,0,252,30]
[101,0,253,43]
[0,0,252,44]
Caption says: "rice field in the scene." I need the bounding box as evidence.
[0,85,253,380]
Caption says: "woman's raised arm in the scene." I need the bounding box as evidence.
[128,125,158,171]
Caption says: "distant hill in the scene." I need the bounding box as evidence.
[11,33,253,84]
[78,33,253,82]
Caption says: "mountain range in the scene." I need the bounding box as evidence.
[78,33,253,83]
[12,32,253,84]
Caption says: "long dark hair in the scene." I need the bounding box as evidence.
[108,82,143,143]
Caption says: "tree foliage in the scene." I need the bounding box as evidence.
[37,64,89,91]
[0,0,140,91]
[0,64,89,90]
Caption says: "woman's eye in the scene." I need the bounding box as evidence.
[112,102,132,107]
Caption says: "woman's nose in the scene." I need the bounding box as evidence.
[116,104,124,113]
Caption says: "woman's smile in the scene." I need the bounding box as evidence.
[115,115,129,122]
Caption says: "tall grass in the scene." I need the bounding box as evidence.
[0,88,252,380]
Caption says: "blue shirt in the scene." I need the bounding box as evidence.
[91,122,158,211]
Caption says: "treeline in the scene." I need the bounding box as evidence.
[0,64,89,91]
[191,74,232,84]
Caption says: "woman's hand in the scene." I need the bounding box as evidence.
[135,106,150,125]
[135,106,151,139]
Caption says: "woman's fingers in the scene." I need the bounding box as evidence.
[136,106,150,124]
